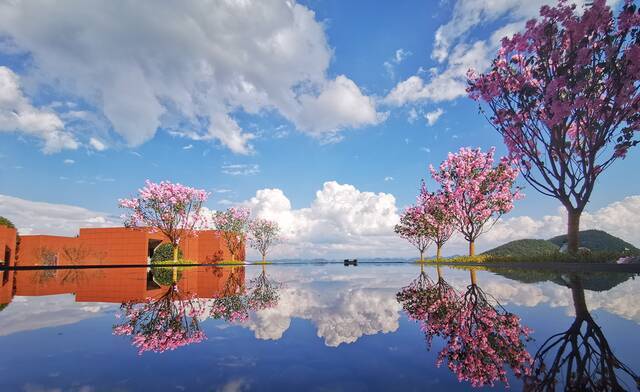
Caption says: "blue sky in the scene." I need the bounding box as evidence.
[0,0,638,258]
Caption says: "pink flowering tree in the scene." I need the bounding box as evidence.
[112,285,207,355]
[395,205,432,261]
[119,180,209,262]
[431,147,521,256]
[248,218,281,263]
[467,0,640,253]
[417,182,456,260]
[212,207,251,262]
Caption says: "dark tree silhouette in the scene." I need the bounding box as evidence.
[525,274,640,391]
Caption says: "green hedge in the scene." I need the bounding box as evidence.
[150,243,183,262]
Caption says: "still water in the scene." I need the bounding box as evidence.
[0,263,638,391]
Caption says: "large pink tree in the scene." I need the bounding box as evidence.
[119,180,209,262]
[417,182,456,260]
[467,0,640,253]
[431,147,521,256]
[395,205,432,261]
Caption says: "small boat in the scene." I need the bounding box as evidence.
[343,259,358,266]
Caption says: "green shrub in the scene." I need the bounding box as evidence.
[151,261,183,286]
[0,216,15,229]
[151,243,183,262]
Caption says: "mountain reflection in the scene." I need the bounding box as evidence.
[397,265,533,388]
[524,274,640,391]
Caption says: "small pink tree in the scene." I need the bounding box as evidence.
[467,0,640,253]
[417,182,456,260]
[431,147,521,256]
[119,180,209,262]
[212,207,251,262]
[395,205,432,261]
[248,218,281,263]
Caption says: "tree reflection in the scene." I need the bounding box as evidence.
[525,274,640,391]
[113,284,207,355]
[398,266,533,387]
[247,265,282,311]
[209,266,251,323]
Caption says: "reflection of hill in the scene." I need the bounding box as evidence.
[487,268,636,292]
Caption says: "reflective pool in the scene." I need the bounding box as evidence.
[0,263,638,391]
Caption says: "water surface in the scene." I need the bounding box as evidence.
[0,263,638,391]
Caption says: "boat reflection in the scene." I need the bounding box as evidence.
[398,265,533,388]
[524,274,640,391]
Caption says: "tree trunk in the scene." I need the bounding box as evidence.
[172,246,179,262]
[569,274,588,320]
[436,265,442,280]
[262,253,266,263]
[468,241,475,257]
[436,245,442,260]
[567,208,581,254]
[470,269,477,285]
[172,266,178,282]
[419,249,424,262]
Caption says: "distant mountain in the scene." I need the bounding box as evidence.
[548,230,639,254]
[483,239,560,257]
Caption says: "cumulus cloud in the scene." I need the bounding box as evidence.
[0,66,78,153]
[243,182,406,259]
[0,194,119,236]
[89,138,106,151]
[0,0,384,154]
[425,108,444,126]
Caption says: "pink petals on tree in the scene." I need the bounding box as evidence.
[467,0,640,253]
[431,147,521,256]
[119,180,209,260]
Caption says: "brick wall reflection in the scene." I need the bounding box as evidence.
[0,225,246,308]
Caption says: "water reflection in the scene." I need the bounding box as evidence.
[0,263,638,390]
[524,274,640,391]
[398,265,532,387]
[109,265,283,354]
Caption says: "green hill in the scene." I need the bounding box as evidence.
[483,239,559,257]
[548,229,639,254]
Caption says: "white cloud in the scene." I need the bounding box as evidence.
[0,66,78,153]
[384,48,412,79]
[0,0,385,155]
[221,163,260,176]
[242,181,406,259]
[183,144,193,150]
[407,108,419,123]
[89,137,106,151]
[0,194,119,236]
[425,108,444,126]
[63,159,74,165]
[384,176,394,182]
[384,41,491,105]
[290,75,385,141]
